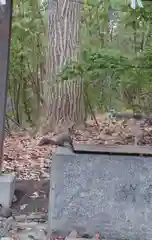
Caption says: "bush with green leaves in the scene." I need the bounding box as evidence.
[58,0,152,114]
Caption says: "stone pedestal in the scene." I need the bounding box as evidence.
[0,174,16,208]
[48,146,152,240]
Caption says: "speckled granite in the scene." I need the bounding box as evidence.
[48,146,152,239]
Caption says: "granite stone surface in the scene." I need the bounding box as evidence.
[48,146,152,239]
[0,174,16,208]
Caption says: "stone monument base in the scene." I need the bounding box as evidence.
[0,174,16,208]
[48,145,152,240]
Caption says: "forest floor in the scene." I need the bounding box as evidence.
[3,114,152,180]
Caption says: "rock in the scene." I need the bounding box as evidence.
[0,206,13,218]
[26,213,47,221]
[68,230,79,238]
[28,228,46,240]
[15,215,27,222]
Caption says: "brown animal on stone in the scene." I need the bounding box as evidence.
[38,134,74,151]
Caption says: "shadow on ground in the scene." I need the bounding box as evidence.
[12,179,50,215]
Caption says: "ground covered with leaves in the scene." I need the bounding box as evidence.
[3,115,152,180]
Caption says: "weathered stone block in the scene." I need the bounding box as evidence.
[48,146,152,239]
[0,174,16,208]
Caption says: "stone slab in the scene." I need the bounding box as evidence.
[73,143,152,155]
[0,174,16,208]
[47,145,152,239]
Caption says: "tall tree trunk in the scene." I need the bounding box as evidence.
[42,0,85,132]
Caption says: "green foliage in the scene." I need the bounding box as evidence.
[59,49,132,80]
[59,48,133,111]
[59,0,152,114]
[10,0,152,129]
[8,0,47,127]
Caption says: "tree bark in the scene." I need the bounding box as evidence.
[42,0,85,131]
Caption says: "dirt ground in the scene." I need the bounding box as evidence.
[3,115,152,180]
[12,179,49,215]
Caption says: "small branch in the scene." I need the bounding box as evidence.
[84,91,100,129]
[5,114,26,131]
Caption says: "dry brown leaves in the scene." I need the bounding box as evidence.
[2,114,152,180]
[3,133,54,180]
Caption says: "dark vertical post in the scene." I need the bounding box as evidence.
[0,0,12,171]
